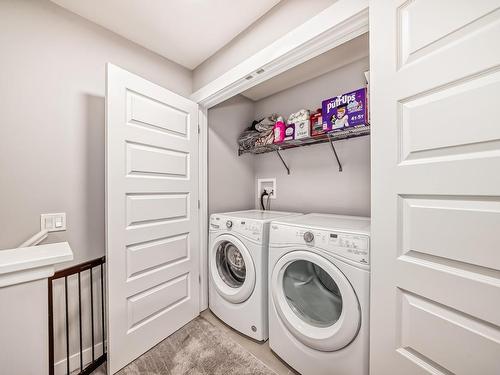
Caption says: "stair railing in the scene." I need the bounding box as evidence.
[48,256,106,375]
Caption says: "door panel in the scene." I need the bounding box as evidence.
[398,0,500,66]
[128,91,189,136]
[370,1,500,374]
[126,193,188,226]
[401,196,500,269]
[126,234,189,279]
[400,70,500,162]
[106,64,199,374]
[126,143,189,177]
[399,291,500,375]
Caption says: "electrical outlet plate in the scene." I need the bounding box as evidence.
[257,178,276,199]
[40,213,66,232]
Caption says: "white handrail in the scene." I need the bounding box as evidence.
[18,229,49,248]
[0,241,73,287]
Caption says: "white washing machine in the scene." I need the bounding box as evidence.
[209,210,301,341]
[268,213,370,375]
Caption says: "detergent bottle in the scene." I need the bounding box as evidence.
[273,116,285,143]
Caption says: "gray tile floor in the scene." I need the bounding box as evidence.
[89,309,296,375]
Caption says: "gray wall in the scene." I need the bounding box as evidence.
[193,0,335,91]
[0,0,192,266]
[208,96,255,215]
[253,58,371,216]
[0,279,49,375]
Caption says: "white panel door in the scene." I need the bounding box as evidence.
[370,1,500,374]
[106,64,199,373]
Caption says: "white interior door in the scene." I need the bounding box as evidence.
[370,1,500,374]
[106,63,200,373]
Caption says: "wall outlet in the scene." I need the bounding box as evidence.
[40,213,66,232]
[257,178,276,200]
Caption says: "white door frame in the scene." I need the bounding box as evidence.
[198,106,209,309]
[195,0,369,311]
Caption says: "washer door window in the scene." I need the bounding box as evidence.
[216,241,246,287]
[271,251,360,351]
[210,234,255,303]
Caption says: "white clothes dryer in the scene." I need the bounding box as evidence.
[268,213,370,375]
[209,210,301,341]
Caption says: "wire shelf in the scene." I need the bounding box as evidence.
[238,125,370,156]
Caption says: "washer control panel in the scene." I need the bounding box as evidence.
[210,215,263,241]
[270,224,370,265]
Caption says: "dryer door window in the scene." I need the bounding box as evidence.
[283,260,342,328]
[271,250,360,352]
[216,240,246,288]
[210,234,256,304]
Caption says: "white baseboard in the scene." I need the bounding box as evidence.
[54,342,105,375]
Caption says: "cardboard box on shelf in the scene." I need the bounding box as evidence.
[322,88,369,132]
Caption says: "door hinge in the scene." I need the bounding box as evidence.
[198,275,201,284]
[197,124,200,134]
[198,200,200,209]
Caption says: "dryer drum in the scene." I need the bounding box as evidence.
[313,264,341,297]
[283,260,343,328]
[216,241,247,288]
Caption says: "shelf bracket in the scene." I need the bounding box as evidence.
[327,134,343,172]
[275,149,290,175]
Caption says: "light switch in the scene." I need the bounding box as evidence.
[45,217,54,229]
[54,217,63,228]
[41,213,66,232]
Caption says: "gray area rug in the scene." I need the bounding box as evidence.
[112,316,277,375]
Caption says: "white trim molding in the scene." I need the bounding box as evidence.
[190,0,369,107]
[198,105,209,311]
[54,342,105,375]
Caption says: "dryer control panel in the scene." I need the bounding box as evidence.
[270,224,370,265]
[210,215,263,242]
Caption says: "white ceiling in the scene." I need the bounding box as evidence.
[50,0,281,69]
[242,33,369,101]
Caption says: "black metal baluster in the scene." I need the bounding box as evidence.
[90,268,95,362]
[48,279,54,375]
[78,272,83,371]
[48,257,106,375]
[65,276,70,375]
[100,263,105,355]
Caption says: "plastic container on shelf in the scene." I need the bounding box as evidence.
[310,109,327,137]
[273,116,286,143]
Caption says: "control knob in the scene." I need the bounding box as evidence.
[226,220,233,229]
[303,231,314,243]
